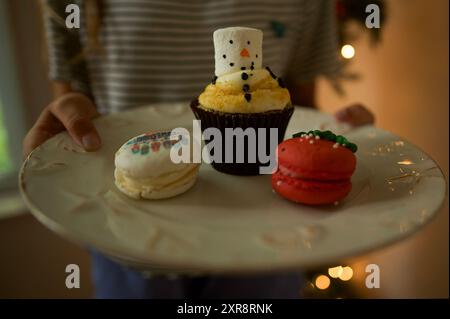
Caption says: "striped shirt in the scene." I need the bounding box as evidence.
[43,0,341,114]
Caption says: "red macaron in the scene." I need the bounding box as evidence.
[272,133,357,205]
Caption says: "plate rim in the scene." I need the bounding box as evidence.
[18,104,448,274]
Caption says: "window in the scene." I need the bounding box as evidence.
[0,104,12,176]
[0,0,28,217]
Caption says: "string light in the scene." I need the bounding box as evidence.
[341,44,355,59]
[339,266,354,281]
[315,275,331,290]
[328,266,344,278]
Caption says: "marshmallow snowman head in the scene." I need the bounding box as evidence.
[213,27,263,77]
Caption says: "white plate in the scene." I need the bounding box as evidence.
[19,103,447,275]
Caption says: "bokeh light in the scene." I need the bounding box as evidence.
[339,266,354,281]
[328,266,344,278]
[315,275,331,290]
[341,44,355,59]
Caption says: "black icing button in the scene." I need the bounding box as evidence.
[241,72,249,80]
[244,93,252,102]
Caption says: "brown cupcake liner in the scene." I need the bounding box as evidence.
[190,100,294,176]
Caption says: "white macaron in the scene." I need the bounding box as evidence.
[114,131,200,199]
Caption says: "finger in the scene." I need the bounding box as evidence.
[334,108,350,122]
[335,104,375,127]
[347,104,375,126]
[50,94,101,151]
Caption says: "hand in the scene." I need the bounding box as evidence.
[334,103,375,127]
[23,92,101,158]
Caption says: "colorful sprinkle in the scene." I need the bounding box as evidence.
[151,142,161,152]
[163,140,172,149]
[141,144,149,155]
[131,144,140,154]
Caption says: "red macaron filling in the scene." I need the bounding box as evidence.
[272,169,352,205]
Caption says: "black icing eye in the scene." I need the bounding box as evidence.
[247,41,250,45]
[229,40,233,44]
[230,62,234,66]
[223,54,226,59]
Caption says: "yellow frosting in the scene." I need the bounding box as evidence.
[198,69,291,113]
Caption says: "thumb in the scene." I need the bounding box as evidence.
[50,93,101,151]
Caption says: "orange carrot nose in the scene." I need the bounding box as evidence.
[240,48,250,57]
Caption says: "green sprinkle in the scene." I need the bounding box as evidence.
[292,129,357,152]
[313,130,322,137]
[323,131,337,141]
[293,131,305,138]
[336,135,347,145]
[347,143,358,153]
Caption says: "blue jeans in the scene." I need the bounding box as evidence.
[91,251,303,298]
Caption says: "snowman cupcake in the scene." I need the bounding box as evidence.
[191,27,293,175]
